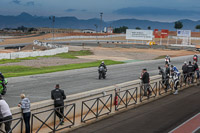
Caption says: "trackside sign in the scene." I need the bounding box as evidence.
[177,30,191,37]
[126,29,153,40]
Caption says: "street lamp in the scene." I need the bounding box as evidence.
[49,16,55,42]
[100,12,103,33]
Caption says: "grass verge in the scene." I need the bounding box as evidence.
[154,55,166,60]
[0,50,93,64]
[1,60,123,77]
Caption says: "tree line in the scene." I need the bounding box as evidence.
[113,21,200,33]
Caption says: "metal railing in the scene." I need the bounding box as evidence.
[115,87,138,111]
[140,82,157,102]
[31,103,75,133]
[81,94,112,123]
[0,117,23,133]
[159,78,174,95]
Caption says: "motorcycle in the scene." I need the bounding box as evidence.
[0,79,8,95]
[98,66,106,79]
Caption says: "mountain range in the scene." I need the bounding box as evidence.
[0,12,200,31]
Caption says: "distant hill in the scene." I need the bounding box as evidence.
[0,12,200,31]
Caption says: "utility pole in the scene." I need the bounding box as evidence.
[49,16,55,43]
[100,12,103,33]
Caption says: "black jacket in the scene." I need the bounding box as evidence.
[51,88,66,105]
[142,72,149,84]
[187,64,194,73]
[165,67,170,78]
[182,64,188,74]
[0,74,4,81]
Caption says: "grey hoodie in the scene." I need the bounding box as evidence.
[20,98,30,113]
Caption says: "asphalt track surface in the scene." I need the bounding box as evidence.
[3,54,197,107]
[71,85,200,133]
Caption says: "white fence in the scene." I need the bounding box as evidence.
[0,47,68,59]
[169,36,200,40]
[47,34,126,40]
[33,40,62,48]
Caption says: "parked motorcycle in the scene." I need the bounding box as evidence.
[98,66,106,79]
[0,79,8,95]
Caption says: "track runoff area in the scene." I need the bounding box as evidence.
[170,113,200,133]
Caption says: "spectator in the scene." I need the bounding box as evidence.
[141,68,151,96]
[165,63,170,92]
[158,66,165,84]
[0,95,12,133]
[187,61,195,83]
[193,61,199,79]
[182,61,188,83]
[51,84,66,125]
[18,94,31,133]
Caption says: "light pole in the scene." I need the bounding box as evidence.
[49,16,55,42]
[94,24,98,33]
[100,12,103,33]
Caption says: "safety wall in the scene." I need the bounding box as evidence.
[0,47,68,59]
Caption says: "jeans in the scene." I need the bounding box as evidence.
[0,115,12,133]
[23,112,31,133]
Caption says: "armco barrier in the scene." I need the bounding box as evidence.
[3,73,199,132]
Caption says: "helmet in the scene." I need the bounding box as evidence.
[102,61,104,64]
[0,72,2,74]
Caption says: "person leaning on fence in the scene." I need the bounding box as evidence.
[182,61,188,83]
[18,94,31,133]
[0,95,12,133]
[141,68,152,96]
[165,64,170,92]
[51,84,66,125]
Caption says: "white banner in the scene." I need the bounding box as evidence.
[177,30,191,37]
[126,29,153,40]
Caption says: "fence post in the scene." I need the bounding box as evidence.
[96,98,99,118]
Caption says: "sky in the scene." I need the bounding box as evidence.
[1,0,200,22]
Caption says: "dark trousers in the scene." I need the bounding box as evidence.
[55,103,64,120]
[23,112,31,133]
[0,115,12,133]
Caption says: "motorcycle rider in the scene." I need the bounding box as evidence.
[171,65,180,78]
[0,72,5,89]
[165,55,171,65]
[182,61,188,83]
[99,61,107,71]
[193,55,198,62]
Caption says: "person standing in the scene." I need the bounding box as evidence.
[182,61,188,83]
[51,84,66,125]
[141,68,151,96]
[0,95,12,133]
[165,64,170,92]
[18,94,31,133]
[193,61,199,79]
[187,61,195,83]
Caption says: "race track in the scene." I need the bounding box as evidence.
[4,54,196,107]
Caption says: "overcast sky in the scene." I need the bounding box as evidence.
[1,0,200,22]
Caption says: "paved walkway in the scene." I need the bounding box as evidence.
[71,86,200,133]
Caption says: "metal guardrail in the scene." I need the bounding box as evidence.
[140,82,157,102]
[31,103,75,133]
[115,87,138,111]
[0,117,23,133]
[81,94,112,123]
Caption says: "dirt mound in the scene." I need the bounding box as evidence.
[22,44,48,51]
